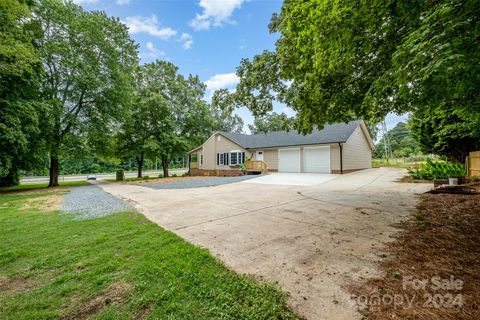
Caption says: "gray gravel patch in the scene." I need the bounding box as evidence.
[62,185,133,219]
[144,175,260,189]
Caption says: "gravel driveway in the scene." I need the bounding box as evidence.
[62,184,132,219]
[144,175,259,189]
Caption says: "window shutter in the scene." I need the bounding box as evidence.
[217,153,219,165]
[225,153,229,165]
[242,152,245,163]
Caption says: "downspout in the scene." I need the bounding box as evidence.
[338,142,343,174]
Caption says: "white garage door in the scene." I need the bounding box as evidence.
[303,146,331,173]
[278,148,301,172]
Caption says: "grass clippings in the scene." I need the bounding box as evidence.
[349,193,480,320]
[21,193,65,212]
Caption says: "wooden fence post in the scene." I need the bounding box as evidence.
[468,151,480,177]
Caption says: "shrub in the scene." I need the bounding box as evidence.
[116,169,124,181]
[408,159,465,180]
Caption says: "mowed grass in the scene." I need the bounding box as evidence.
[372,158,427,169]
[0,190,297,319]
[0,180,88,192]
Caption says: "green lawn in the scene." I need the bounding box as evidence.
[0,180,88,192]
[372,158,427,169]
[0,189,297,319]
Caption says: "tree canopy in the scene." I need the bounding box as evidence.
[213,0,479,159]
[248,112,293,134]
[0,0,44,186]
[210,105,244,134]
[116,61,212,178]
[374,122,418,159]
[35,0,138,186]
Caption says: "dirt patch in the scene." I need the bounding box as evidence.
[61,282,132,320]
[349,193,480,319]
[21,193,64,212]
[3,186,71,195]
[126,175,218,185]
[0,275,39,293]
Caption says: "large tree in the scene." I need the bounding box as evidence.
[0,0,44,186]
[409,105,480,162]
[133,61,211,177]
[213,0,479,159]
[34,0,138,186]
[248,112,292,134]
[210,105,244,134]
[115,99,156,179]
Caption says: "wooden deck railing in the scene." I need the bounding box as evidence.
[245,160,267,173]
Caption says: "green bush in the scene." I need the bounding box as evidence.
[408,159,465,180]
[116,169,124,181]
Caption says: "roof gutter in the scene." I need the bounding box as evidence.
[338,142,343,174]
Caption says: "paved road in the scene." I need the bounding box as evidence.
[20,169,187,184]
[99,168,432,320]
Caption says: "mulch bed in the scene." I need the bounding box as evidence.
[349,193,480,320]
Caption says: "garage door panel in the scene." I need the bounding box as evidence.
[279,149,301,173]
[303,146,330,173]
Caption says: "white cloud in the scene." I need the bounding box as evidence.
[143,41,165,59]
[116,0,131,5]
[123,15,177,39]
[179,33,193,49]
[204,73,239,91]
[190,0,245,31]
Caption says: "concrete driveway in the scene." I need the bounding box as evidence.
[99,168,431,320]
[242,172,337,186]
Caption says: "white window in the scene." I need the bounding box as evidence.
[230,152,238,165]
[217,152,245,166]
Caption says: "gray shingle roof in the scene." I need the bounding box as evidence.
[219,120,363,149]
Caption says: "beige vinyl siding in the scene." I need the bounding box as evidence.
[191,133,249,171]
[196,148,203,169]
[342,126,372,170]
[330,144,341,171]
[264,149,279,170]
[262,149,279,170]
[201,134,216,170]
[250,149,279,171]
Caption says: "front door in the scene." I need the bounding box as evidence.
[256,150,264,161]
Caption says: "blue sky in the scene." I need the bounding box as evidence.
[74,0,406,135]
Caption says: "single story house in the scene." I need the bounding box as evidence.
[188,120,374,176]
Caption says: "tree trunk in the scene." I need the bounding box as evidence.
[161,156,169,177]
[136,153,144,178]
[48,153,59,187]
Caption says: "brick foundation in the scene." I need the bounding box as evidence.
[189,168,243,177]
